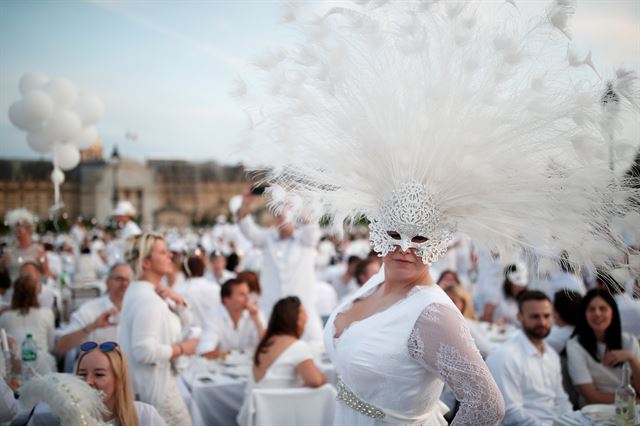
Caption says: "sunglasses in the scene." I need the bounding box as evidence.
[80,341,118,352]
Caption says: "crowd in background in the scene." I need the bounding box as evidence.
[0,199,639,425]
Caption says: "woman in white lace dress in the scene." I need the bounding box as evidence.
[325,241,505,425]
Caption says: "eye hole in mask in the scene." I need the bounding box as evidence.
[411,236,429,243]
[386,231,401,240]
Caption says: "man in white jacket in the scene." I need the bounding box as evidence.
[237,191,323,343]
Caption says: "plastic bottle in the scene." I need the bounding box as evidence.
[614,362,637,426]
[21,334,38,383]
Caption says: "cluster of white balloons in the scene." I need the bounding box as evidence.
[9,72,104,172]
[8,71,105,208]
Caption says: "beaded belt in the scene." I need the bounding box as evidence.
[336,377,385,420]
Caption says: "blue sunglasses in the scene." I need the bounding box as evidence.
[80,341,118,352]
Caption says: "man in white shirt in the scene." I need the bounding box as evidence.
[55,263,132,353]
[237,191,324,342]
[197,278,265,357]
[486,290,573,426]
[173,255,220,328]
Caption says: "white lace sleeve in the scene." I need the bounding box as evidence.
[409,303,505,426]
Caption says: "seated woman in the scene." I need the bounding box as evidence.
[444,285,493,358]
[566,289,640,406]
[237,296,325,426]
[0,274,55,374]
[76,341,166,425]
[480,262,528,325]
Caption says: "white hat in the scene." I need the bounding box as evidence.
[112,200,136,217]
[506,262,529,287]
[5,208,36,228]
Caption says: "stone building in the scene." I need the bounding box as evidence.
[0,154,248,228]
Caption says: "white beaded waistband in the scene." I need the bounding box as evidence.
[336,377,385,420]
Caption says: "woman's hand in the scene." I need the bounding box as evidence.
[156,286,186,306]
[602,349,634,367]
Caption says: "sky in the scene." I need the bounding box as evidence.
[1,0,639,166]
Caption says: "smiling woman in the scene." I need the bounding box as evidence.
[566,289,640,406]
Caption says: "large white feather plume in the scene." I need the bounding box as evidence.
[239,0,639,274]
[19,373,108,426]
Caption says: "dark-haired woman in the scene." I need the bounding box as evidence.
[0,274,55,373]
[566,289,640,405]
[237,296,325,426]
[480,262,528,324]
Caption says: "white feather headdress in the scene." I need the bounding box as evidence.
[238,0,639,271]
[19,373,108,426]
[5,208,36,228]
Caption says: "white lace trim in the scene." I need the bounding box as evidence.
[408,303,505,425]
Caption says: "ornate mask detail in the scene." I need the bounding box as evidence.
[368,182,455,264]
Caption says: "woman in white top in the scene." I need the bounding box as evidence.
[76,341,166,426]
[566,289,640,406]
[481,263,528,325]
[237,296,325,426]
[0,274,55,373]
[119,232,198,426]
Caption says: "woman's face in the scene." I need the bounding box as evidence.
[145,240,173,276]
[297,305,307,337]
[77,350,116,409]
[382,246,430,285]
[585,296,613,337]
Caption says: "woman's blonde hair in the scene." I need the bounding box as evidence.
[124,232,164,278]
[445,285,477,320]
[76,347,139,426]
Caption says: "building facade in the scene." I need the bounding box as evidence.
[0,157,248,228]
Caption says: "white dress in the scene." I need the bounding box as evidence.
[324,273,504,425]
[237,340,314,426]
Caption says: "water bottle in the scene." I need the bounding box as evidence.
[615,362,637,426]
[21,334,38,383]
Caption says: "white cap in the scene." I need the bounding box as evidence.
[112,201,136,217]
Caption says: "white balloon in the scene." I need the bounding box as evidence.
[48,110,82,142]
[8,101,31,130]
[51,168,65,185]
[19,72,49,95]
[22,91,54,124]
[45,78,78,108]
[53,143,80,171]
[26,127,53,153]
[69,126,98,150]
[73,92,105,124]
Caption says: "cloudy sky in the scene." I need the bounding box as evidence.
[1,0,638,165]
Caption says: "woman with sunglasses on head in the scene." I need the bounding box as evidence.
[120,232,198,426]
[76,341,166,426]
[566,289,640,406]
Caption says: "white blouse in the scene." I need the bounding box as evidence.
[566,332,640,395]
[0,307,56,374]
[118,281,187,405]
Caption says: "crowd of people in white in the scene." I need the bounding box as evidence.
[0,199,639,425]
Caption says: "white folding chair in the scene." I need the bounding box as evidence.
[247,384,337,426]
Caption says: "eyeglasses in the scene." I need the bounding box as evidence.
[80,341,118,352]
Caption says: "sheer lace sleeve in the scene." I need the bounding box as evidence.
[409,303,505,426]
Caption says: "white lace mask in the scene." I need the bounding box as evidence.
[368,182,455,264]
